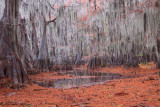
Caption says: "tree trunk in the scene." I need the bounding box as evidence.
[0,0,29,84]
[37,22,50,69]
[156,37,160,69]
[37,17,56,69]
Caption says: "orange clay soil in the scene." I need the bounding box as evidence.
[0,64,160,107]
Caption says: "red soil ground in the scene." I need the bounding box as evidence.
[0,63,160,107]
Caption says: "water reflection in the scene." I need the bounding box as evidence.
[34,71,126,89]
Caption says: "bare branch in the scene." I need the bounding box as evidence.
[46,18,57,25]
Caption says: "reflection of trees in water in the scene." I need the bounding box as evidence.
[34,71,124,89]
[0,0,160,85]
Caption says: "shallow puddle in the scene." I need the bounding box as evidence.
[34,70,129,89]
[57,70,121,76]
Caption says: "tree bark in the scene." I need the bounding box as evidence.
[37,17,56,69]
[0,0,29,84]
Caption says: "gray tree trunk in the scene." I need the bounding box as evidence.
[0,0,29,84]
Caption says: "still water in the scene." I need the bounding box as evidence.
[34,70,128,89]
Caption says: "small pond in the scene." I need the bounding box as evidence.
[34,70,130,89]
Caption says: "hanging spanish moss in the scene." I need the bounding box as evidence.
[0,0,160,84]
